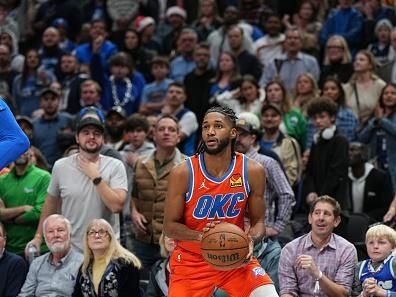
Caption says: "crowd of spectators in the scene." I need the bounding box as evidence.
[2,0,396,296]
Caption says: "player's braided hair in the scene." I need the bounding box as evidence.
[196,106,238,155]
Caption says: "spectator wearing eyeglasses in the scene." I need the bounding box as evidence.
[72,218,141,297]
[319,35,354,87]
[26,106,128,254]
[18,215,83,297]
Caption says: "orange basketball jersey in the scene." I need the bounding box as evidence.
[177,152,250,254]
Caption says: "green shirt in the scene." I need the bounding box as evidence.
[283,107,307,151]
[0,164,50,255]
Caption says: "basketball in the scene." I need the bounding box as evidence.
[201,222,249,271]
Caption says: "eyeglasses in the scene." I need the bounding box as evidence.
[87,229,108,238]
[327,45,344,50]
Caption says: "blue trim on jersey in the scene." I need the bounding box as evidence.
[242,154,250,195]
[358,260,366,279]
[359,255,396,292]
[185,158,194,203]
[198,153,236,183]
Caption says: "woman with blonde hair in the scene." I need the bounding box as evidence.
[146,233,176,297]
[343,50,386,124]
[72,219,141,297]
[319,35,354,86]
[293,72,320,115]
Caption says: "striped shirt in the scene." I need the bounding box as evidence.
[279,232,357,297]
[246,148,295,233]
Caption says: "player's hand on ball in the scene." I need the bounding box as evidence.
[245,235,254,262]
[202,221,221,233]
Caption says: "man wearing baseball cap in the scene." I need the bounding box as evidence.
[26,106,128,253]
[105,106,127,151]
[260,103,302,187]
[32,88,73,167]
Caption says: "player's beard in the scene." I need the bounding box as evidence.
[204,138,230,155]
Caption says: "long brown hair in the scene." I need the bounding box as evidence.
[212,51,241,86]
[349,50,378,83]
[265,80,292,113]
[379,83,396,115]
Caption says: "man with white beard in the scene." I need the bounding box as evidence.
[18,215,83,297]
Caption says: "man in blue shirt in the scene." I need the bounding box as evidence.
[32,88,73,167]
[73,19,117,71]
[0,99,29,170]
[170,29,197,83]
[260,27,320,93]
[320,0,364,55]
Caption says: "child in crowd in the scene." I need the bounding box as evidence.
[351,224,396,297]
[139,56,173,115]
[145,233,175,297]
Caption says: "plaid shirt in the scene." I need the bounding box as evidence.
[279,232,357,297]
[246,148,295,233]
[306,107,359,149]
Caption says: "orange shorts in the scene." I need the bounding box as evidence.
[168,246,273,297]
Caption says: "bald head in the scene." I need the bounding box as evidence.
[42,27,60,47]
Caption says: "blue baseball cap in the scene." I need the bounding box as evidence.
[77,106,105,133]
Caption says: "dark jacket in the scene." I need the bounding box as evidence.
[348,165,393,221]
[377,59,396,84]
[146,258,169,297]
[0,251,28,297]
[72,259,140,297]
[319,62,354,87]
[304,129,350,209]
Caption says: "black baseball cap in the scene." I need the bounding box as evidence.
[77,106,105,133]
[40,87,60,98]
[16,115,33,128]
[261,103,282,115]
[236,118,254,134]
[106,106,126,119]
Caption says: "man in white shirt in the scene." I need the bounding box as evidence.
[348,142,393,221]
[254,14,285,70]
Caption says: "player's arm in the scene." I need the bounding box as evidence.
[0,198,31,221]
[163,162,202,242]
[246,158,266,244]
[0,99,30,170]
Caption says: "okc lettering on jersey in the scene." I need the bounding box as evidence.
[192,192,245,219]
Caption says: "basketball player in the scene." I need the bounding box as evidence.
[0,99,30,170]
[164,106,278,297]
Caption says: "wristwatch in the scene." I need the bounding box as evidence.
[92,176,102,185]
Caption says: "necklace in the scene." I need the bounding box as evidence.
[110,75,133,107]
